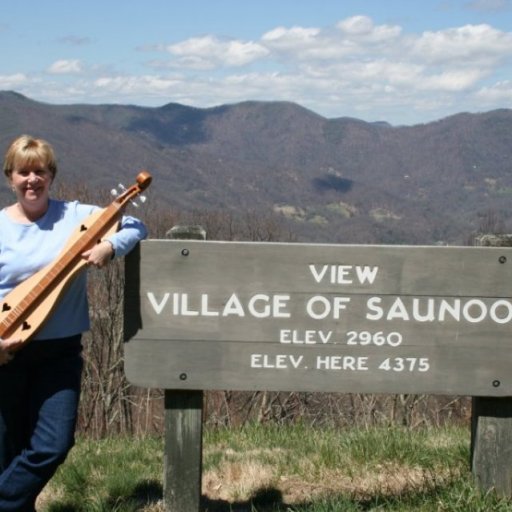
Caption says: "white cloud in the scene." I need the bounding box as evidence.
[262,25,360,61]
[336,15,402,42]
[418,69,489,91]
[475,80,512,102]
[47,59,83,75]
[337,15,375,35]
[262,26,321,50]
[166,35,269,69]
[412,24,512,64]
[93,75,183,95]
[0,73,28,87]
[261,16,402,61]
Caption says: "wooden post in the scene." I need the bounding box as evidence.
[164,390,204,511]
[471,397,512,496]
[164,225,206,512]
[471,234,512,497]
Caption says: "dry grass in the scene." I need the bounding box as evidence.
[201,459,459,506]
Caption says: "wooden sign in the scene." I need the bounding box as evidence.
[124,240,512,396]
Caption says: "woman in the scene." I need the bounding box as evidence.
[0,135,148,511]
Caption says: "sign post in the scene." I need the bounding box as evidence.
[124,238,512,501]
[162,226,205,512]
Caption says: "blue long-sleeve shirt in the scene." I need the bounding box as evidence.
[0,199,147,340]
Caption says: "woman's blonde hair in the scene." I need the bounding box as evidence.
[3,135,57,179]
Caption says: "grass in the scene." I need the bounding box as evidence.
[37,424,512,511]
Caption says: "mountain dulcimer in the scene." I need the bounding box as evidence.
[0,170,152,348]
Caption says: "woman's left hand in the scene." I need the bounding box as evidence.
[81,240,114,268]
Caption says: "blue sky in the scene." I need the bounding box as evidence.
[1,0,511,125]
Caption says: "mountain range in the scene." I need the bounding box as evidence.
[1,90,511,245]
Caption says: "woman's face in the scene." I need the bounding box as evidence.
[9,160,53,211]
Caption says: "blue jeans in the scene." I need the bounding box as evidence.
[0,335,83,512]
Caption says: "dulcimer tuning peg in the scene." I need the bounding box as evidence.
[111,183,127,198]
[130,193,148,208]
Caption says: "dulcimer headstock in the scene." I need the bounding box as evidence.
[111,170,152,210]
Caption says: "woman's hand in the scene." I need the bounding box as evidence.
[0,338,24,366]
[81,240,115,269]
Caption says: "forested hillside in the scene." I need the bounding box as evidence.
[1,90,511,244]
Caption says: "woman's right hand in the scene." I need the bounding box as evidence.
[0,338,24,366]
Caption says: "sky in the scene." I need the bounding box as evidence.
[1,0,512,126]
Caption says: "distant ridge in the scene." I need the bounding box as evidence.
[1,90,511,245]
